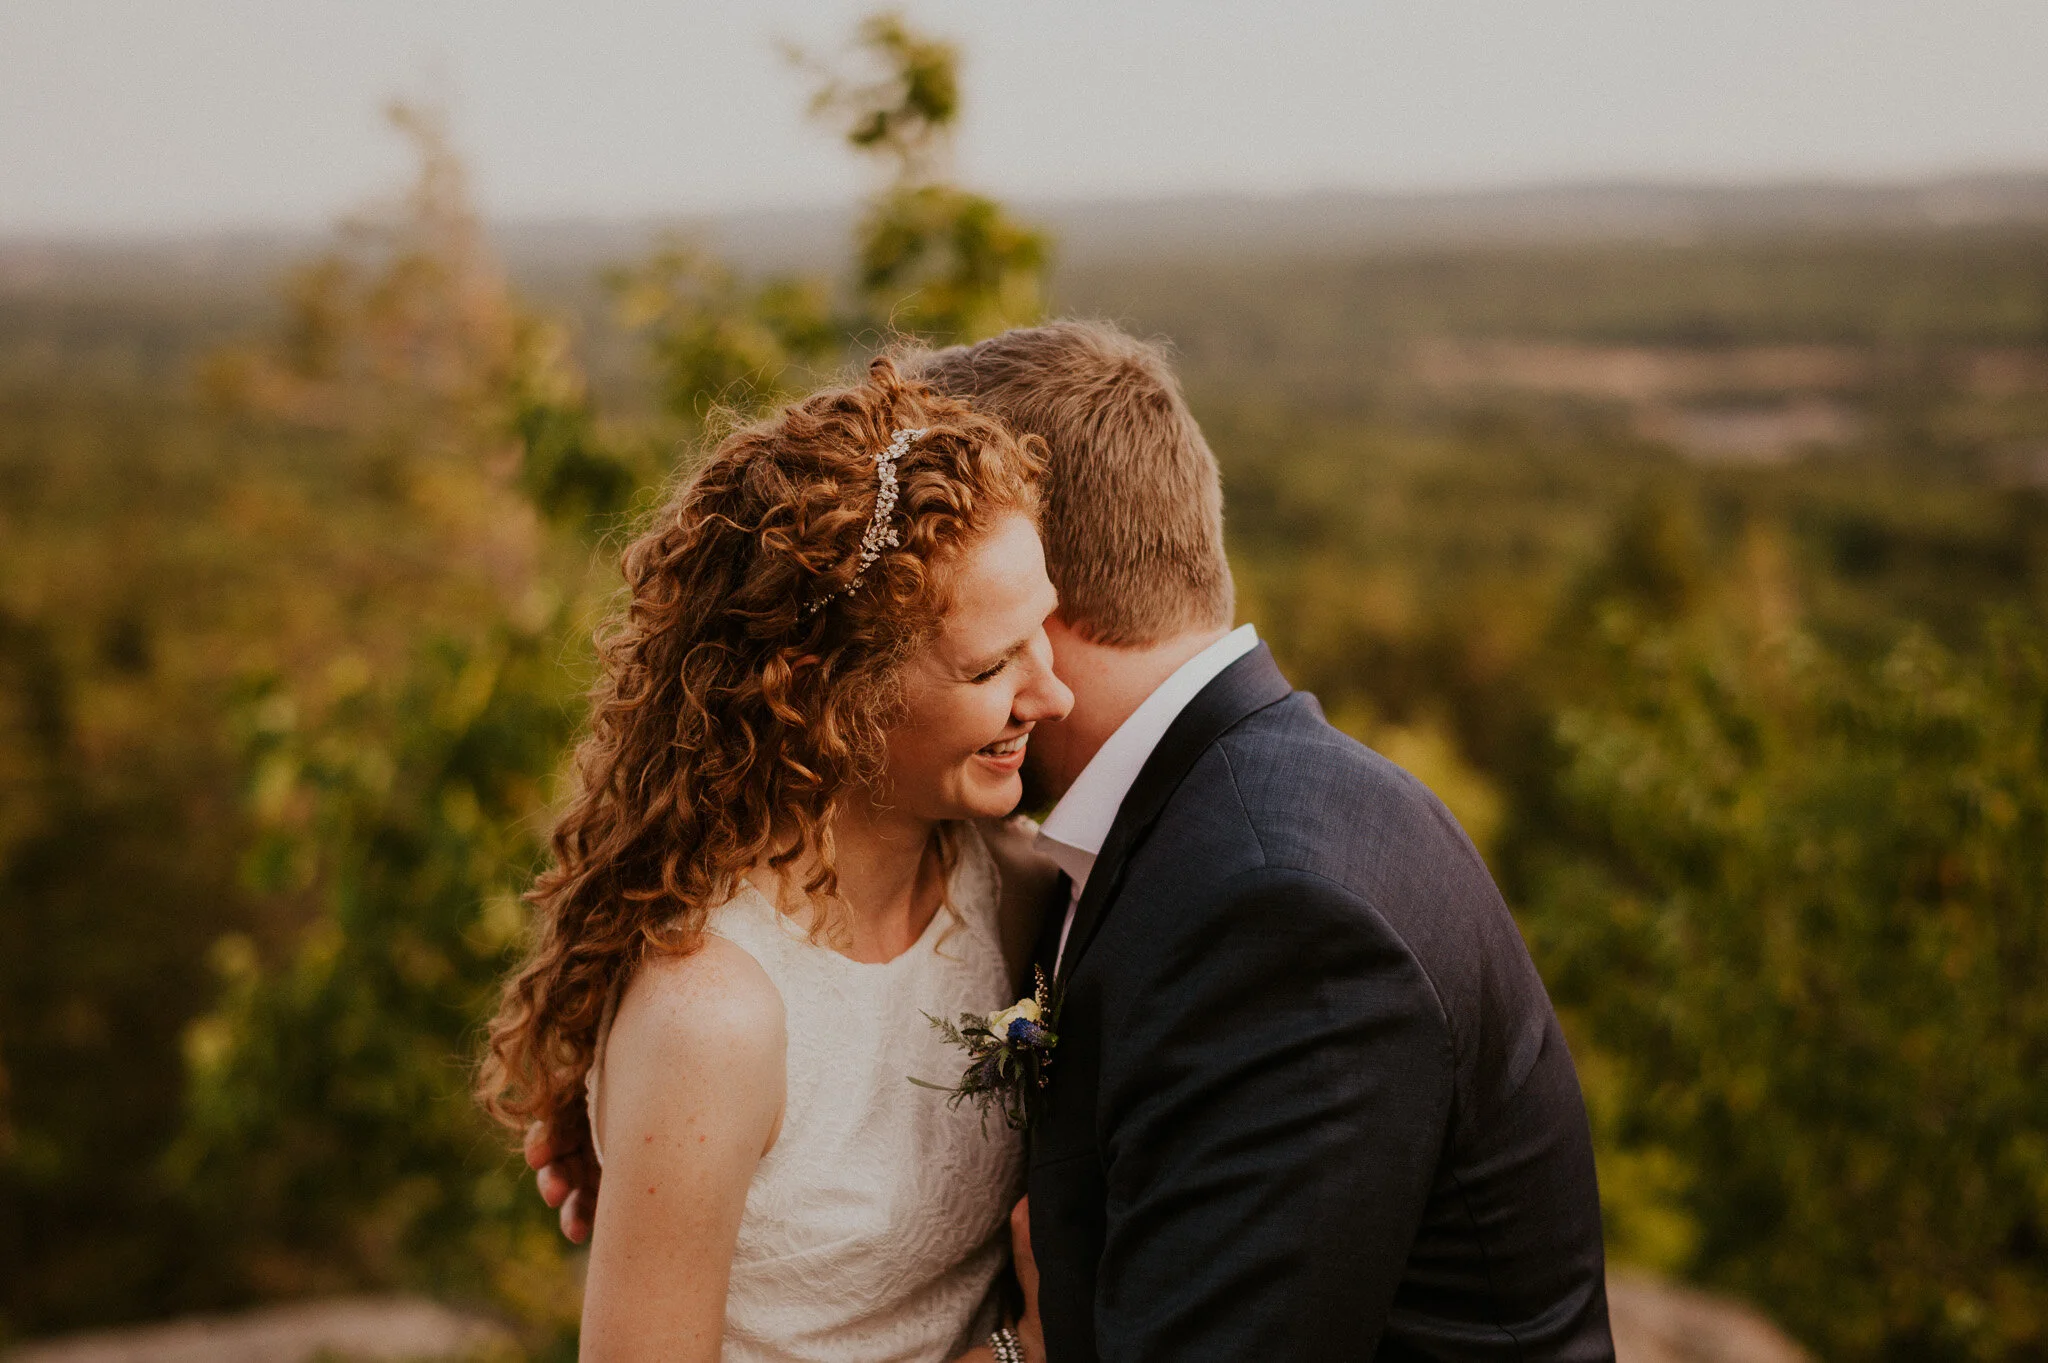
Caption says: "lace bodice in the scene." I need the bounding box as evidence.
[588,824,1024,1362]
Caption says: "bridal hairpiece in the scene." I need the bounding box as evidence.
[806,426,927,615]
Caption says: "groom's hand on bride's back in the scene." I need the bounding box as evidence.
[524,1118,600,1244]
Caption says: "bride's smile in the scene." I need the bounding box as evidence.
[976,732,1029,766]
[883,509,1071,822]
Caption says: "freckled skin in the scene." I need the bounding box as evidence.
[580,939,786,1363]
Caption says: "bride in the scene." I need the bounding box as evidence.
[479,357,1068,1361]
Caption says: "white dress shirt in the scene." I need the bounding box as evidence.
[1037,623,1260,971]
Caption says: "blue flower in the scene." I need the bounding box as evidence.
[1006,1017,1048,1048]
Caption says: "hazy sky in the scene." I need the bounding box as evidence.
[5,0,2046,235]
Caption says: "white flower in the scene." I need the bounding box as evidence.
[985,996,1042,1036]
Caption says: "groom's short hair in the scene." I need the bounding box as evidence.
[909,320,1233,647]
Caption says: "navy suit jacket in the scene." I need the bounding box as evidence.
[1026,644,1613,1361]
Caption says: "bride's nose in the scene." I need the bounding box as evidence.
[1016,659,1074,727]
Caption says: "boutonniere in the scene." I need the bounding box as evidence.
[910,967,1061,1131]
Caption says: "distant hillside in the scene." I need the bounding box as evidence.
[1032,172,2048,261]
[7,172,2048,300]
[496,171,2048,273]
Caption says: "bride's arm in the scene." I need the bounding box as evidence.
[976,815,1063,987]
[579,937,785,1363]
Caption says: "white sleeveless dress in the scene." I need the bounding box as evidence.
[587,823,1024,1362]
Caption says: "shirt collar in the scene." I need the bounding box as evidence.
[1035,624,1259,893]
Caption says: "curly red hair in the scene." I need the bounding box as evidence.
[479,356,1045,1138]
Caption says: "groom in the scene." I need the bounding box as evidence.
[913,323,1612,1362]
[537,320,1614,1360]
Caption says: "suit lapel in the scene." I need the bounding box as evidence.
[1054,644,1293,989]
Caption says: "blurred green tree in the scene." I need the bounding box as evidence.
[163,12,1050,1350]
[0,608,261,1334]
[808,11,1049,342]
[1521,516,2048,1360]
[611,9,1050,437]
[172,633,582,1344]
[605,242,837,431]
[167,105,623,1356]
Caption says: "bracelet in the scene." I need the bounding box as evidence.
[989,1325,1024,1363]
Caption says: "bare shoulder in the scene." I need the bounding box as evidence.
[974,815,1062,985]
[612,936,783,1060]
[605,936,786,1121]
[582,935,783,1356]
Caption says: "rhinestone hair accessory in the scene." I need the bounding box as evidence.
[806,426,927,615]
